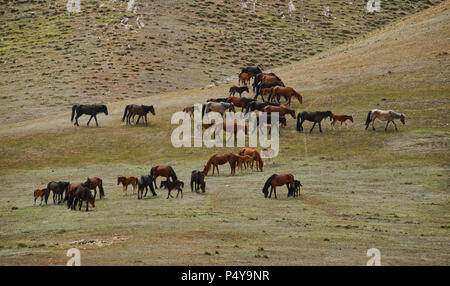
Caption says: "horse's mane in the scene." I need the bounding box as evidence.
[390,111,404,119]
[203,155,215,175]
[253,150,264,171]
[167,166,178,181]
[262,174,278,194]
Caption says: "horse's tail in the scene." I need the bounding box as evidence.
[365,110,372,127]
[296,112,302,131]
[168,166,177,181]
[203,156,213,176]
[122,105,129,122]
[99,179,104,198]
[71,105,77,122]
[150,167,157,189]
[254,151,264,171]
[202,104,206,117]
[262,174,277,194]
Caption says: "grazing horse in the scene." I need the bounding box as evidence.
[365,109,405,131]
[33,188,49,205]
[203,102,235,117]
[238,72,252,86]
[47,181,70,204]
[296,111,333,133]
[262,174,295,199]
[160,180,184,199]
[229,86,249,97]
[269,86,303,106]
[206,97,228,103]
[137,175,156,200]
[190,170,206,193]
[245,101,280,113]
[71,186,95,211]
[263,105,296,119]
[331,115,353,128]
[235,155,254,171]
[226,96,255,112]
[84,177,104,199]
[238,148,264,172]
[202,153,237,176]
[122,104,155,126]
[71,104,108,127]
[117,176,137,196]
[150,166,177,188]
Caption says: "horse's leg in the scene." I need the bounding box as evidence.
[94,115,99,127]
[87,115,93,126]
[318,121,323,133]
[372,119,376,130]
[136,115,142,125]
[144,186,148,197]
[392,120,398,131]
[86,201,89,212]
[385,121,390,131]
[75,114,80,126]
[145,114,148,126]
[93,189,97,200]
[310,122,316,133]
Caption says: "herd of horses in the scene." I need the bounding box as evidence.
[35,65,406,211]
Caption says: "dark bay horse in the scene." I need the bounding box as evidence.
[245,101,280,113]
[190,170,206,193]
[122,104,155,126]
[229,86,249,97]
[296,111,333,133]
[150,166,177,188]
[71,104,108,127]
[253,72,284,94]
[262,174,295,199]
[226,96,255,112]
[47,181,70,204]
[137,175,156,200]
[84,177,104,199]
[160,180,184,199]
[70,186,95,211]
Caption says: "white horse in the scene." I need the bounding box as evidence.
[365,109,406,131]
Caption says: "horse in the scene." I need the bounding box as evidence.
[365,109,405,131]
[296,111,333,133]
[84,177,104,200]
[263,105,296,119]
[253,72,281,92]
[235,154,254,171]
[122,104,155,126]
[238,72,252,86]
[71,104,108,127]
[229,86,249,97]
[66,179,90,209]
[262,174,295,199]
[241,65,263,81]
[202,153,237,176]
[290,180,303,197]
[202,102,235,117]
[160,180,184,199]
[254,82,284,101]
[150,166,177,188]
[238,148,264,172]
[47,181,70,204]
[182,106,197,117]
[269,86,303,106]
[33,188,49,205]
[245,101,280,113]
[206,97,228,103]
[226,96,255,112]
[190,170,206,193]
[252,114,287,135]
[331,115,353,128]
[71,186,95,211]
[137,175,156,200]
[117,176,137,196]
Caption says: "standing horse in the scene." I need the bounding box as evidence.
[296,111,333,133]
[245,101,280,113]
[269,86,303,106]
[253,72,282,92]
[150,166,177,188]
[365,109,405,131]
[84,177,104,199]
[290,180,303,197]
[47,181,70,204]
[226,96,255,112]
[33,188,49,205]
[202,153,237,176]
[137,175,156,200]
[66,179,90,209]
[190,170,206,193]
[262,174,295,199]
[122,104,155,126]
[71,104,108,127]
[239,73,252,86]
[263,105,296,119]
[331,115,353,128]
[238,148,264,172]
[241,65,263,77]
[235,155,254,171]
[206,97,228,103]
[71,186,95,211]
[160,180,184,199]
[202,102,235,117]
[229,86,249,97]
[117,176,137,196]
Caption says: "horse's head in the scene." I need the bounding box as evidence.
[349,116,354,123]
[88,192,95,208]
[117,177,123,185]
[149,105,155,115]
[262,188,268,198]
[102,105,108,115]
[296,92,303,104]
[326,111,333,121]
[400,114,406,124]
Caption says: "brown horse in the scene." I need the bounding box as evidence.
[70,186,95,211]
[182,106,195,117]
[263,105,296,119]
[206,97,228,103]
[117,176,137,196]
[85,177,104,199]
[235,154,254,171]
[365,109,405,131]
[33,188,49,205]
[269,86,303,106]
[226,96,255,112]
[160,180,184,199]
[262,174,295,199]
[47,181,70,204]
[331,114,353,128]
[190,170,206,193]
[122,104,155,126]
[202,153,237,176]
[239,72,252,86]
[229,86,249,97]
[296,111,333,133]
[150,166,177,188]
[239,148,264,171]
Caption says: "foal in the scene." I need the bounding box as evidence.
[160,180,184,199]
[33,188,49,205]
[190,170,206,193]
[117,176,137,195]
[331,115,353,128]
[229,86,249,97]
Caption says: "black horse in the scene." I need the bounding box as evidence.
[289,180,303,197]
[241,65,263,76]
[245,101,280,113]
[296,111,333,133]
[137,174,156,200]
[190,170,206,193]
[71,186,95,211]
[71,104,108,127]
[122,104,155,126]
[47,181,70,204]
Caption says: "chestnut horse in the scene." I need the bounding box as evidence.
[202,153,237,176]
[150,166,178,188]
[33,188,49,205]
[262,174,295,199]
[263,105,296,119]
[239,148,264,171]
[269,86,303,106]
[331,114,353,128]
[296,111,333,133]
[117,176,137,196]
[365,109,405,131]
[239,73,252,86]
[235,154,254,171]
[85,177,104,199]
[226,96,255,112]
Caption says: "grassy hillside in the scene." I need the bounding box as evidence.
[0,0,444,124]
[0,2,448,265]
